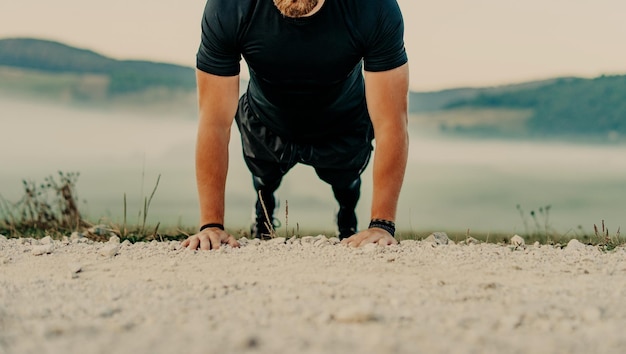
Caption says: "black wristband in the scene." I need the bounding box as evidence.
[199,223,224,232]
[368,218,396,237]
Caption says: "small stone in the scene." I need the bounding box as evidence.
[70,232,84,242]
[0,234,8,241]
[121,240,132,247]
[32,244,54,256]
[168,241,180,251]
[565,239,586,253]
[100,244,120,257]
[68,263,82,274]
[314,237,330,247]
[87,225,109,236]
[511,235,526,249]
[40,236,53,245]
[328,237,340,245]
[424,232,449,245]
[533,241,540,248]
[313,235,327,241]
[465,236,480,245]
[300,236,315,244]
[108,235,121,244]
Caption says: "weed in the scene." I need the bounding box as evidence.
[516,204,554,243]
[594,220,623,251]
[0,171,87,236]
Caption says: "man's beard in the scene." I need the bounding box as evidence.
[273,0,319,18]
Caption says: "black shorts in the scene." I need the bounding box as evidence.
[234,94,373,188]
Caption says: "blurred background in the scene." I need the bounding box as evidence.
[1,0,625,236]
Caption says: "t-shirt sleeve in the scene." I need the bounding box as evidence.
[196,0,241,76]
[362,0,408,72]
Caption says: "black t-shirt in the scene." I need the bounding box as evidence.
[197,0,407,141]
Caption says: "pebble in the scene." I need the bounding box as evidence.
[314,237,330,247]
[424,232,449,245]
[109,235,121,244]
[0,234,8,241]
[70,231,83,242]
[40,236,54,245]
[328,237,340,245]
[565,239,586,253]
[300,236,315,244]
[100,244,120,258]
[32,244,54,256]
[511,235,526,249]
[68,263,82,274]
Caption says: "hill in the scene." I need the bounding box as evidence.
[2,37,625,138]
[410,74,626,140]
[442,75,626,138]
[0,38,195,95]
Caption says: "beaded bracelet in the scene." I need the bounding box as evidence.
[199,223,225,232]
[368,218,396,237]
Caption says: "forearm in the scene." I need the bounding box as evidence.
[364,63,410,223]
[196,124,230,226]
[194,70,239,227]
[370,126,408,221]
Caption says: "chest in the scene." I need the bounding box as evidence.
[240,5,364,85]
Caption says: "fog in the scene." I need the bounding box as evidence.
[2,97,625,235]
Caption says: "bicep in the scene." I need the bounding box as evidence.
[364,63,409,129]
[196,69,240,128]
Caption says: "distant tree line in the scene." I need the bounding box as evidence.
[446,75,626,136]
[0,38,195,95]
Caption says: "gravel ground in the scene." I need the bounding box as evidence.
[1,234,625,354]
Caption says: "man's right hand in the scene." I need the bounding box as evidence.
[181,228,240,250]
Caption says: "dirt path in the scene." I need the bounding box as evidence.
[1,235,625,354]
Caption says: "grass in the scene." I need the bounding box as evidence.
[1,172,624,250]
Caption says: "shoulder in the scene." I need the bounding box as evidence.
[340,0,403,17]
[201,0,258,21]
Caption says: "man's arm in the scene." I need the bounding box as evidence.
[181,69,240,250]
[342,63,409,247]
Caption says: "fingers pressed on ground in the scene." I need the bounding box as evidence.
[187,237,200,250]
[208,233,222,250]
[227,235,240,248]
[378,236,397,246]
[200,236,213,251]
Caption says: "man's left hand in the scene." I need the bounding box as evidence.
[340,228,398,247]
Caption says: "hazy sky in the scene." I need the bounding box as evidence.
[2,0,625,91]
